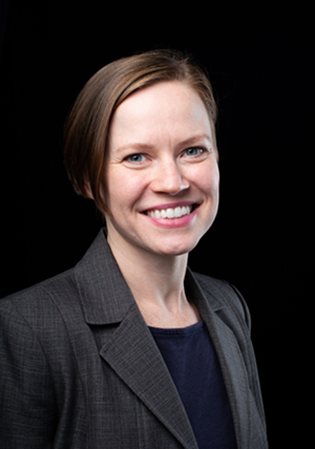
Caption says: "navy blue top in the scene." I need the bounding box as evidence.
[149,321,237,449]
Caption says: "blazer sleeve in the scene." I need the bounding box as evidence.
[0,299,57,448]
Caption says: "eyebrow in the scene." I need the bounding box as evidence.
[176,134,213,147]
[114,134,213,153]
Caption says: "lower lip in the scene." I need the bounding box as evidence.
[143,208,197,228]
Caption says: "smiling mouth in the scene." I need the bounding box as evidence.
[144,205,194,219]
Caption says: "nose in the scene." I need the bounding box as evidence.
[150,159,189,195]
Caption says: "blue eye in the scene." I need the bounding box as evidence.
[185,147,202,156]
[128,153,145,162]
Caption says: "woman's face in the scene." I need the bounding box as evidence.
[104,80,219,259]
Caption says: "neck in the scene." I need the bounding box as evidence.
[107,231,200,328]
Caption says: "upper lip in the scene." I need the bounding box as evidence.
[141,201,198,212]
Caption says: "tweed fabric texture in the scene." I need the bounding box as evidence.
[0,229,268,448]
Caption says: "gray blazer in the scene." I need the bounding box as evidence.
[0,229,268,448]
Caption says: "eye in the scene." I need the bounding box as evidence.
[127,153,146,163]
[184,147,204,156]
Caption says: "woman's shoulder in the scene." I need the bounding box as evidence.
[0,265,92,381]
[0,267,81,330]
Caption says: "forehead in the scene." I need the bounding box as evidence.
[109,81,213,147]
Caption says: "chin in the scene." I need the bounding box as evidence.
[152,237,201,257]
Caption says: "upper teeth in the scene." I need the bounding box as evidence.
[146,206,192,219]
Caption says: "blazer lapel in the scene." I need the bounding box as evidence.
[186,269,251,449]
[75,230,198,449]
[99,303,198,449]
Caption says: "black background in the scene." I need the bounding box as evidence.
[1,1,312,446]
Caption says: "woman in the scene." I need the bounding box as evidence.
[0,50,268,448]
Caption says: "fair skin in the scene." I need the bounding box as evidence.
[103,81,220,328]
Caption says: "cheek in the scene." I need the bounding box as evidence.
[210,169,220,194]
[194,162,220,195]
[106,169,148,210]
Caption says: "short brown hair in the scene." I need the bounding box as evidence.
[64,49,218,215]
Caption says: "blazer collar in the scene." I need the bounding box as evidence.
[75,229,225,325]
[75,229,135,325]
